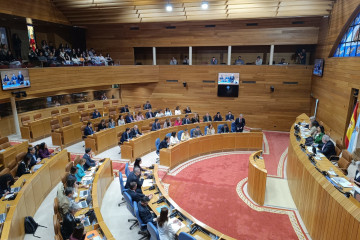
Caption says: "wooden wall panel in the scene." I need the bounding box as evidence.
[311,0,360,143]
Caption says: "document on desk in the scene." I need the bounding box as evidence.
[170,217,185,232]
[142,179,153,187]
[331,177,353,188]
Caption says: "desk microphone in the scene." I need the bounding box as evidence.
[145,186,155,191]
[152,198,165,204]
[153,191,160,195]
[189,226,199,235]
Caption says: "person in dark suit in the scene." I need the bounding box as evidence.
[26,147,41,168]
[92,109,101,119]
[125,167,143,192]
[158,136,170,151]
[128,182,153,202]
[146,109,154,119]
[138,196,156,225]
[131,125,142,138]
[2,75,10,85]
[61,202,81,240]
[193,126,203,138]
[0,174,15,198]
[220,124,230,133]
[182,115,191,125]
[318,135,336,159]
[151,119,161,131]
[84,122,94,137]
[121,105,130,113]
[82,148,97,171]
[350,162,360,187]
[226,111,234,121]
[17,71,24,84]
[97,119,107,131]
[235,114,246,132]
[203,113,212,122]
[214,112,223,121]
[120,128,132,143]
[16,155,31,177]
[144,101,152,110]
[184,106,192,113]
[125,113,134,123]
[191,113,200,123]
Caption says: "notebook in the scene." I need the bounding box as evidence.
[331,177,353,188]
[11,187,21,193]
[83,217,91,227]
[78,201,88,209]
[79,190,89,198]
[169,217,185,233]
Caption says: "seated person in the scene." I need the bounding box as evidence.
[174,117,182,126]
[318,135,336,159]
[308,116,319,136]
[214,112,223,121]
[174,106,182,115]
[75,159,86,182]
[61,202,81,240]
[181,129,191,141]
[26,146,41,168]
[151,119,161,131]
[146,109,155,119]
[84,122,95,136]
[108,118,115,128]
[67,167,78,183]
[82,148,97,171]
[144,101,152,110]
[16,155,31,177]
[59,187,74,217]
[221,124,230,133]
[120,128,132,143]
[313,125,325,144]
[182,115,191,125]
[157,207,180,240]
[136,112,145,121]
[125,113,135,123]
[117,115,125,126]
[170,131,179,145]
[203,113,212,122]
[69,224,85,240]
[156,110,164,117]
[207,124,215,135]
[193,126,203,138]
[0,174,15,198]
[163,119,171,128]
[158,136,170,153]
[235,114,246,132]
[131,125,142,138]
[210,57,218,65]
[125,167,143,192]
[350,162,360,187]
[38,142,51,159]
[128,181,153,202]
[184,106,192,113]
[226,111,234,121]
[164,108,172,116]
[134,158,146,172]
[92,109,101,119]
[121,105,130,113]
[234,56,244,65]
[138,196,157,225]
[97,119,107,131]
[191,113,200,123]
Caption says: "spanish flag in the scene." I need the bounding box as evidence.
[345,102,359,148]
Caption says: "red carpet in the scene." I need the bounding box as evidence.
[162,154,303,240]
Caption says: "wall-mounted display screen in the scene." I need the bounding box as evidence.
[313,59,324,77]
[218,73,239,85]
[1,69,30,90]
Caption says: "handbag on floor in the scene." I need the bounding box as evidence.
[24,216,47,238]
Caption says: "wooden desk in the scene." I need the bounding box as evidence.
[248,151,267,205]
[20,118,52,142]
[85,128,118,155]
[0,150,69,240]
[52,122,83,148]
[287,114,360,240]
[0,141,28,168]
[160,132,263,168]
[122,121,228,162]
[142,165,236,240]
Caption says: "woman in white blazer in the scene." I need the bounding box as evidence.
[157,208,181,240]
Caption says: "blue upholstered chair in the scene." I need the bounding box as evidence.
[155,138,161,154]
[118,172,127,206]
[190,128,195,138]
[217,124,224,133]
[166,132,172,138]
[231,122,236,132]
[179,232,196,240]
[134,202,149,239]
[147,222,160,240]
[204,126,208,135]
[125,162,130,178]
[177,130,184,140]
[123,191,138,230]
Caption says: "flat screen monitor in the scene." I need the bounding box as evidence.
[313,59,324,77]
[218,73,239,85]
[1,69,30,91]
[218,73,239,97]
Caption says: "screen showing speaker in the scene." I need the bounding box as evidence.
[218,73,239,85]
[1,69,31,91]
[313,59,324,77]
[218,73,239,97]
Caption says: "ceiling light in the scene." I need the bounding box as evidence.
[166,4,173,12]
[201,2,208,10]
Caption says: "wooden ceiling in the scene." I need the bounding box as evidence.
[52,0,335,25]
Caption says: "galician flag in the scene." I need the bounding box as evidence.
[345,102,359,149]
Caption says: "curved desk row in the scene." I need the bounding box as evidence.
[248,151,267,205]
[122,121,230,162]
[287,114,360,240]
[0,150,69,240]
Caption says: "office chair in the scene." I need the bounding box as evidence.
[179,232,196,240]
[118,172,127,206]
[177,130,184,141]
[155,138,161,163]
[217,124,224,133]
[165,133,172,138]
[147,222,160,240]
[123,192,138,230]
[204,126,208,135]
[190,128,195,138]
[231,122,236,132]
[134,202,149,239]
[125,162,131,178]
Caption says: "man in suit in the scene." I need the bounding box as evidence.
[61,202,81,240]
[58,187,74,217]
[318,135,336,159]
[84,122,95,137]
[226,111,234,121]
[158,136,170,152]
[146,109,154,119]
[220,124,230,133]
[214,112,223,121]
[125,112,134,123]
[235,114,246,132]
[131,125,142,138]
[138,196,156,225]
[120,128,132,143]
[182,115,191,125]
[210,57,218,65]
[92,109,101,119]
[26,147,41,168]
[203,113,212,122]
[17,71,24,84]
[193,126,203,138]
[83,148,97,171]
[125,167,143,192]
[2,75,10,85]
[121,105,130,113]
[151,119,161,131]
[144,101,152,110]
[128,182,153,202]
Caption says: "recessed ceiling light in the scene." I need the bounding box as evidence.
[201,2,208,10]
[166,4,173,12]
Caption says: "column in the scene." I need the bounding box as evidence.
[227,46,232,65]
[189,46,192,65]
[152,47,156,65]
[269,45,275,65]
[10,97,21,136]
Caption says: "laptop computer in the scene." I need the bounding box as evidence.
[79,190,89,198]
[11,187,21,193]
[0,213,6,224]
[82,179,92,186]
[78,200,88,209]
[83,217,91,227]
